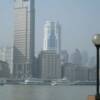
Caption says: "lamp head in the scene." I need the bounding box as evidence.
[92,34,100,47]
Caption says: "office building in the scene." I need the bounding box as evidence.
[13,0,35,79]
[43,21,61,54]
[38,50,61,80]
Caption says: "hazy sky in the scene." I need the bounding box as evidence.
[0,0,100,56]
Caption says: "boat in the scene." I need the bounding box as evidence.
[23,78,44,85]
[51,81,57,86]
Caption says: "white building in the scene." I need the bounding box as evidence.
[0,47,13,74]
[38,50,61,80]
[13,0,35,79]
[43,21,61,54]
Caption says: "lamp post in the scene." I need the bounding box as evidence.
[92,34,100,100]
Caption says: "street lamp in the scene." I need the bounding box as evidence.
[92,34,100,100]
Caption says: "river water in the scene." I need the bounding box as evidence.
[0,85,96,100]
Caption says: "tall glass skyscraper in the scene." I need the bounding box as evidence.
[43,21,61,54]
[13,0,35,79]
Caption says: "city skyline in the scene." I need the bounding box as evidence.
[0,0,100,57]
[0,1,99,100]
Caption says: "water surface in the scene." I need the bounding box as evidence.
[0,85,96,100]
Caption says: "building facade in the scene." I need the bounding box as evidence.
[0,61,10,78]
[13,0,35,79]
[62,63,96,82]
[0,47,13,74]
[38,50,61,80]
[43,21,61,54]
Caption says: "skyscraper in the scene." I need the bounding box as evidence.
[43,21,61,54]
[61,50,69,65]
[13,0,35,79]
[70,49,82,65]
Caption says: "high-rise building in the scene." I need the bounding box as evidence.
[13,0,35,79]
[38,50,61,80]
[81,51,88,66]
[70,49,82,65]
[61,50,69,65]
[43,21,61,54]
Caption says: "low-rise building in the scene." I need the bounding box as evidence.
[0,61,10,78]
[62,63,96,82]
[0,47,13,74]
[88,67,96,81]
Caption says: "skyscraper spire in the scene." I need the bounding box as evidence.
[43,21,61,54]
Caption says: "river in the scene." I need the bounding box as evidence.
[0,85,96,100]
